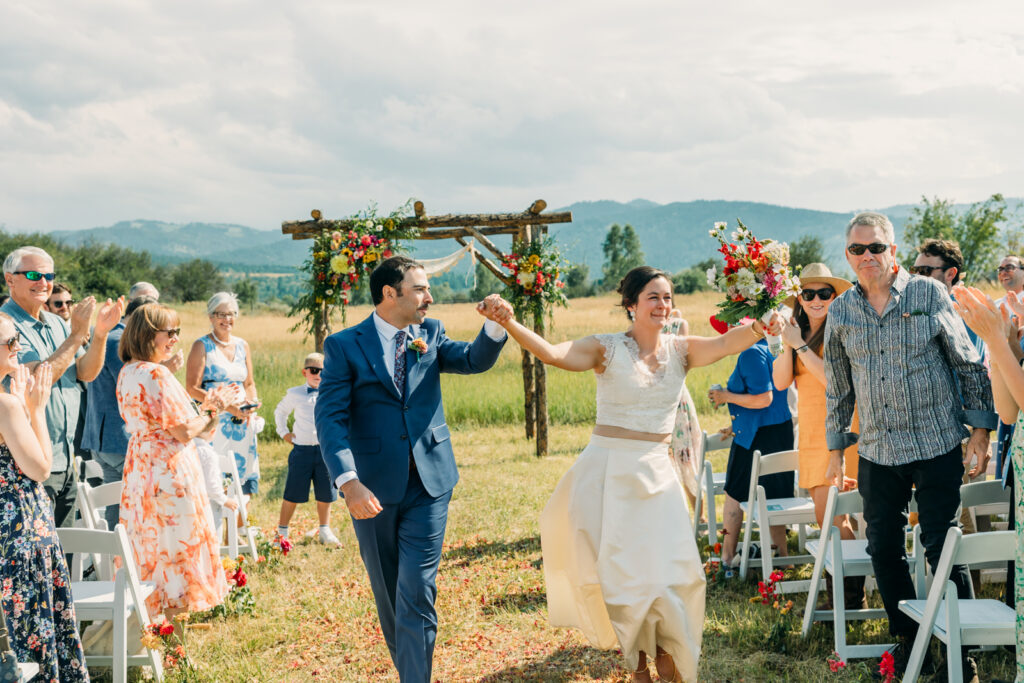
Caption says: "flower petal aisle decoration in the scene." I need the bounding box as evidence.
[290,201,418,336]
[707,219,801,355]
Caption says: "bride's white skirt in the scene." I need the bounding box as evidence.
[541,435,706,680]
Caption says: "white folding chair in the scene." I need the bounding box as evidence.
[73,481,125,581]
[958,479,1011,575]
[801,486,925,660]
[738,449,816,592]
[899,528,1016,683]
[219,451,257,559]
[693,430,732,540]
[57,525,164,683]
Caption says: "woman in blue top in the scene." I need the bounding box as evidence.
[709,331,794,570]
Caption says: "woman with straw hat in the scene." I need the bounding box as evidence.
[772,262,865,608]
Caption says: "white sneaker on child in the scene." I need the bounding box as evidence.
[318,527,341,547]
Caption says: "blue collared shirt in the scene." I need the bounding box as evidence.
[824,267,996,466]
[1,299,84,472]
[726,340,792,450]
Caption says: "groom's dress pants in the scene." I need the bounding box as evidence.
[351,465,452,683]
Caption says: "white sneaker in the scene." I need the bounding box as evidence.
[318,527,341,547]
[303,527,318,540]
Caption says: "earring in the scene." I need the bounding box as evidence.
[628,310,635,321]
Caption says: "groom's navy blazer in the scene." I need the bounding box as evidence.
[315,313,505,504]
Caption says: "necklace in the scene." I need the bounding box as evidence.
[210,332,233,347]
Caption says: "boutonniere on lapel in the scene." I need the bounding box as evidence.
[408,336,429,361]
[902,310,928,318]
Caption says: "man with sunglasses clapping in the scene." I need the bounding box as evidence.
[823,213,996,681]
[1,246,123,527]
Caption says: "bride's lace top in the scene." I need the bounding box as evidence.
[593,332,689,434]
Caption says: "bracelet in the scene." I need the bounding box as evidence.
[795,344,810,354]
[750,323,764,339]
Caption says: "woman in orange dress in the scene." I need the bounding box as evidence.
[116,303,234,620]
[772,263,865,608]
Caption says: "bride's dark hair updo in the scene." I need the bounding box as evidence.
[617,266,672,319]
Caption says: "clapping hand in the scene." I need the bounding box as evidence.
[476,294,514,324]
[951,286,1006,345]
[10,362,51,416]
[70,297,96,342]
[780,316,803,348]
[163,349,185,373]
[94,296,125,335]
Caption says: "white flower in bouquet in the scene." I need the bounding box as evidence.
[516,272,531,286]
[763,241,790,265]
[706,266,718,287]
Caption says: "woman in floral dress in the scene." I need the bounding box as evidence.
[117,303,233,620]
[0,312,89,681]
[952,286,1024,682]
[185,292,262,494]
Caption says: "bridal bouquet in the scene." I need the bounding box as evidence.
[706,220,800,354]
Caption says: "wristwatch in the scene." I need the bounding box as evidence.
[795,344,810,354]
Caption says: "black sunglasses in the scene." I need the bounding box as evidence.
[14,270,56,282]
[909,265,952,276]
[159,328,181,338]
[0,331,20,351]
[304,367,322,375]
[799,287,835,302]
[50,299,75,308]
[846,243,889,256]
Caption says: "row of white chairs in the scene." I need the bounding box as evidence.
[692,433,1015,674]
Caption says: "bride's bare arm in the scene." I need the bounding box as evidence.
[686,321,767,369]
[499,318,604,372]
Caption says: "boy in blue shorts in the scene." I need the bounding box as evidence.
[274,352,340,545]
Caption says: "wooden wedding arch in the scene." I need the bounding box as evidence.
[281,200,573,457]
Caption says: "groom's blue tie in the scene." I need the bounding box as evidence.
[393,329,407,398]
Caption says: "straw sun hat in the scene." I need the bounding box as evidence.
[783,262,852,309]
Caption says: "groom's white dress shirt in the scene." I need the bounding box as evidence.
[333,312,506,490]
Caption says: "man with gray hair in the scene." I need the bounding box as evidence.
[1,246,123,526]
[823,212,995,681]
[127,281,159,300]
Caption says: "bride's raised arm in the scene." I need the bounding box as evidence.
[685,316,783,370]
[498,317,605,372]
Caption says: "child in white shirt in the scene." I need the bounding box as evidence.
[274,353,339,546]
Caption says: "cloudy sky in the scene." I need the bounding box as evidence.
[2,1,1022,232]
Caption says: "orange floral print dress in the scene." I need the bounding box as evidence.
[116,361,229,614]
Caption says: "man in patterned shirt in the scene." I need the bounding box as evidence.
[824,212,996,680]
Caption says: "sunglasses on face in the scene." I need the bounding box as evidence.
[304,367,322,375]
[998,264,1020,274]
[50,299,74,308]
[0,331,20,351]
[14,270,56,282]
[846,242,889,256]
[799,287,835,302]
[909,265,951,276]
[159,328,181,338]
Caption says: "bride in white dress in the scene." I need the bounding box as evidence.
[493,266,783,682]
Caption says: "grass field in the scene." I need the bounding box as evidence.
[143,293,1016,682]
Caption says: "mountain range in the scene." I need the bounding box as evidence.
[39,197,1022,278]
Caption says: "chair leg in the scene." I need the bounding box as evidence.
[705,467,718,544]
[945,581,962,683]
[739,507,755,579]
[114,596,128,683]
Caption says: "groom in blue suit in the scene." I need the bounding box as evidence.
[315,256,509,681]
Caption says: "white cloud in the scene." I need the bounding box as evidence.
[1,0,1023,232]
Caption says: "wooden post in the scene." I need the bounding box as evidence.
[314,299,331,353]
[532,306,548,458]
[517,225,536,440]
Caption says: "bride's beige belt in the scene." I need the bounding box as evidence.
[592,424,671,443]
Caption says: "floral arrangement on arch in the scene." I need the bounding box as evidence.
[290,202,417,334]
[500,235,568,320]
[706,219,800,353]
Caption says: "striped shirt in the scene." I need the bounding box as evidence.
[824,267,996,466]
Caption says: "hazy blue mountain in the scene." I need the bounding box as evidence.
[40,197,1022,278]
